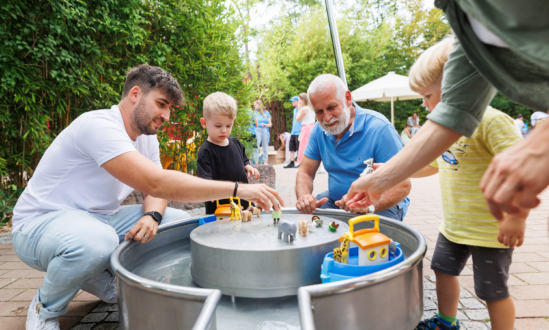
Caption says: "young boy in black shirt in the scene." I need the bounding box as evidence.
[197,92,260,214]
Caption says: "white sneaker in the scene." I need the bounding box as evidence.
[26,294,60,330]
[81,270,117,303]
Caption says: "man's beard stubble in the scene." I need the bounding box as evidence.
[319,104,351,135]
[131,100,160,136]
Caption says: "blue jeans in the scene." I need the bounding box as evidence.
[315,190,404,221]
[12,205,189,319]
[256,127,270,164]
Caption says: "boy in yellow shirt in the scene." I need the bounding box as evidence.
[409,38,529,330]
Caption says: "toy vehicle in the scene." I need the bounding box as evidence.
[321,214,405,283]
[214,197,242,221]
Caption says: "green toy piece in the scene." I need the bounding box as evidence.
[272,210,282,225]
[328,221,339,232]
[312,216,323,227]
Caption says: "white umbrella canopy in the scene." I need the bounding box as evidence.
[351,71,423,125]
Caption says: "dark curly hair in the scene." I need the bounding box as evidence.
[122,64,185,106]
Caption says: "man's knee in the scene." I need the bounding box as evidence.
[65,225,119,272]
[375,205,404,221]
[162,207,191,224]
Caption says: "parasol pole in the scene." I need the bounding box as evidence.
[391,96,394,125]
[325,0,347,88]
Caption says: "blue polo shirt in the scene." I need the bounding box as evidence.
[305,103,410,215]
[291,108,302,135]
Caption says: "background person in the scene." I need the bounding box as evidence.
[295,74,411,221]
[401,125,412,146]
[407,112,421,136]
[408,37,526,330]
[284,96,301,168]
[296,93,315,165]
[514,113,527,138]
[253,100,272,165]
[530,111,549,128]
[275,132,292,164]
[13,65,283,330]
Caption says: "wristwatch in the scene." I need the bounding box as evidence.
[144,211,163,224]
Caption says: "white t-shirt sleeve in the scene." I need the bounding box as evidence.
[75,117,137,166]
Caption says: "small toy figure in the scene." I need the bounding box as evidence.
[272,209,282,225]
[277,219,297,242]
[229,197,241,221]
[328,222,339,232]
[298,220,308,236]
[247,205,261,217]
[308,221,316,233]
[360,158,374,176]
[241,210,253,222]
[312,216,323,227]
[215,198,241,221]
[333,232,351,263]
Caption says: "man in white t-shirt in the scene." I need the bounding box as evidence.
[530,111,549,128]
[13,65,284,330]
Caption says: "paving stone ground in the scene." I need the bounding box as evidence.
[1,164,548,329]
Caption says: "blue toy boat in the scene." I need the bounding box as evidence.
[320,215,405,283]
[321,243,404,283]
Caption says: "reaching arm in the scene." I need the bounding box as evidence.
[347,120,461,209]
[411,165,439,178]
[295,156,327,214]
[102,151,284,211]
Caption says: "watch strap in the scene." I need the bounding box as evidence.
[144,211,162,224]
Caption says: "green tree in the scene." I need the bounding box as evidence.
[0,0,252,190]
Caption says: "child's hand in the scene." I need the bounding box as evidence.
[498,215,526,249]
[245,165,260,180]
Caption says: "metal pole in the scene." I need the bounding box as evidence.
[325,0,347,88]
[391,96,394,125]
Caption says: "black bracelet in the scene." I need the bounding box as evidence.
[233,182,239,197]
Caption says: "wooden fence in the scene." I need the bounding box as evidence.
[264,100,286,149]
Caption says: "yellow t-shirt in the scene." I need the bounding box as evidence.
[430,107,523,248]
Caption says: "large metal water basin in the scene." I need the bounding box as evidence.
[111,208,427,330]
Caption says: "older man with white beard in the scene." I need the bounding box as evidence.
[295,74,411,220]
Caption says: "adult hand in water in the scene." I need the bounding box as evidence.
[481,121,549,219]
[296,194,328,214]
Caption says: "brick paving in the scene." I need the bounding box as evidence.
[0,164,548,329]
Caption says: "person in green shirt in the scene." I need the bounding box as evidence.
[343,0,549,225]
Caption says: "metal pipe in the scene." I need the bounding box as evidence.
[192,289,222,330]
[325,0,347,87]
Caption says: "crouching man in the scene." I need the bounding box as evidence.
[12,64,283,330]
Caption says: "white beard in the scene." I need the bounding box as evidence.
[319,104,351,135]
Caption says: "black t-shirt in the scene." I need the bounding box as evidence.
[197,137,252,214]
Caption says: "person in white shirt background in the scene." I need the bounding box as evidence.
[530,111,549,128]
[514,113,527,138]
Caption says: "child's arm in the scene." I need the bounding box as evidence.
[498,202,529,249]
[411,165,438,178]
[245,164,260,180]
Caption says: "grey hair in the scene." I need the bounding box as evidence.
[307,74,347,104]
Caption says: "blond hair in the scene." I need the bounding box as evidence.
[203,92,238,119]
[409,37,454,92]
[254,99,265,111]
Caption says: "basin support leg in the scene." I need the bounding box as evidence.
[231,295,235,303]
